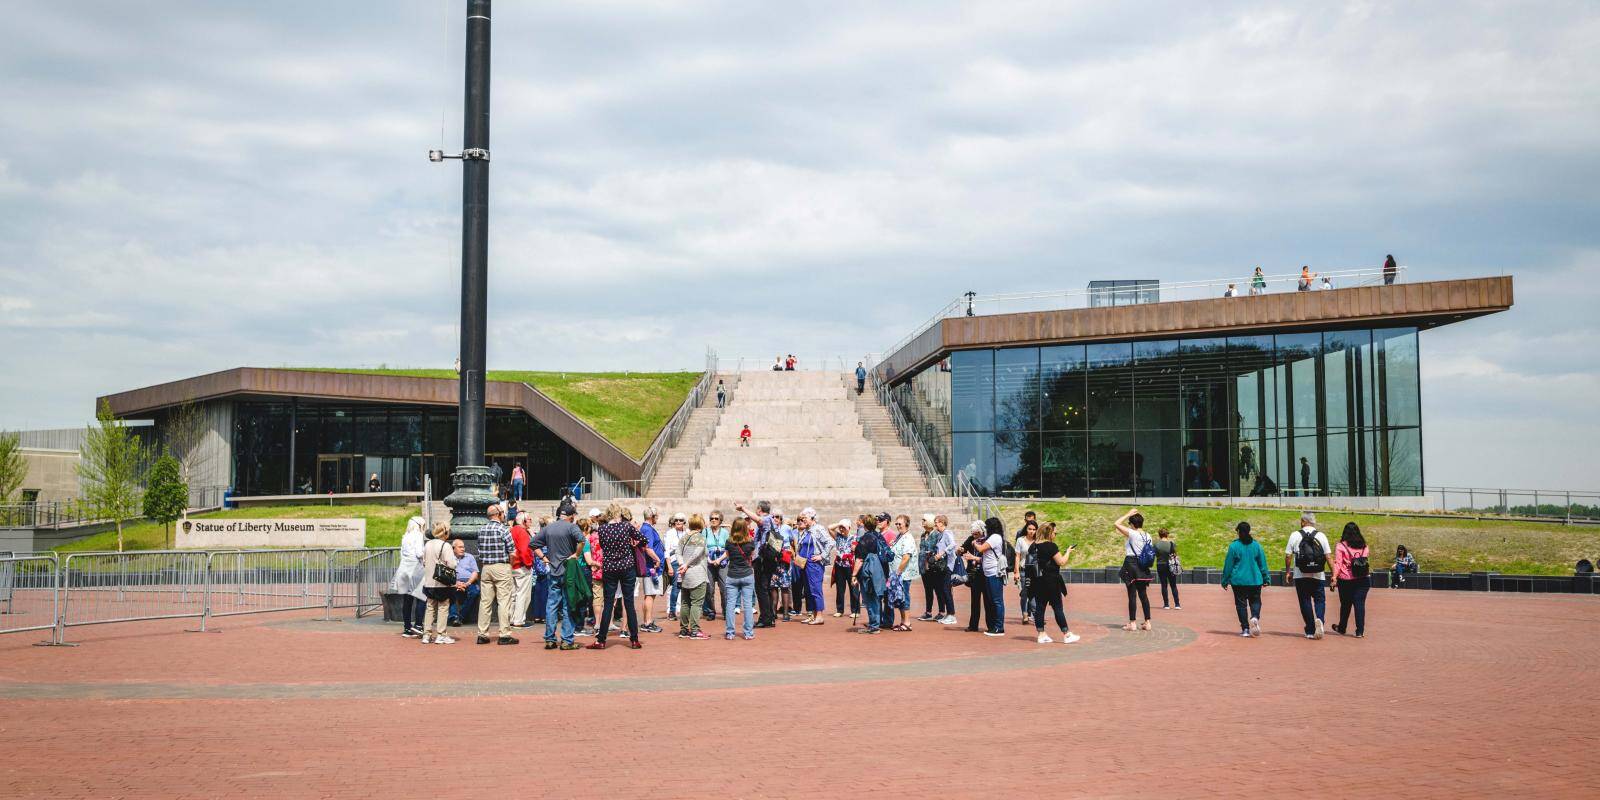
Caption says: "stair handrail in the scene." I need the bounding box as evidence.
[685,374,735,493]
[869,372,949,496]
[639,351,719,493]
[952,469,1000,523]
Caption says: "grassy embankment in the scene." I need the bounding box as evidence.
[295,368,700,459]
[997,501,1600,576]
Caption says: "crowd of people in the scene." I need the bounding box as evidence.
[1223,256,1398,298]
[389,502,1396,649]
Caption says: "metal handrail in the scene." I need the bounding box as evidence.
[869,372,949,497]
[638,350,719,493]
[884,265,1407,364]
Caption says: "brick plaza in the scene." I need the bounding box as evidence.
[1,583,1595,799]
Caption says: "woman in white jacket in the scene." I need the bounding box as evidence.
[390,516,428,637]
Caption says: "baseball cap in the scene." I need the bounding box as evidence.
[875,512,891,523]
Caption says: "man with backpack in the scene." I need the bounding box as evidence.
[1284,511,1333,639]
[734,501,780,628]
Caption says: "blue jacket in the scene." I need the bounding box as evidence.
[641,523,665,577]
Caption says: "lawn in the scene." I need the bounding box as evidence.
[293,368,699,458]
[998,501,1600,576]
[54,505,418,553]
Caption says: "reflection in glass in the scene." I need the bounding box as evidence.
[1088,430,1135,494]
[1041,345,1088,431]
[1086,343,1134,432]
[1041,432,1087,497]
[994,430,1040,496]
[1133,340,1181,432]
[950,350,994,432]
[994,348,1041,431]
[952,432,995,495]
[1376,328,1421,428]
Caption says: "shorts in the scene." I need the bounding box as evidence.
[635,575,665,596]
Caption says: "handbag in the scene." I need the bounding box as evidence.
[433,561,457,586]
[634,544,650,578]
[1169,553,1183,577]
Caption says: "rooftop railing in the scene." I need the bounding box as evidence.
[883,265,1406,366]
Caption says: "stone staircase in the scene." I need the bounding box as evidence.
[852,387,937,496]
[645,373,737,498]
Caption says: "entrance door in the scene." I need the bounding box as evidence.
[316,455,363,494]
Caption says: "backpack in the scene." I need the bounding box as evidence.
[1023,544,1041,580]
[1004,537,1017,573]
[950,549,968,586]
[1134,533,1156,570]
[1350,552,1370,578]
[1294,530,1327,573]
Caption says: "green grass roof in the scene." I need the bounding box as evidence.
[290,368,699,459]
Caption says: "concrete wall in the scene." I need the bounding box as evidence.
[17,448,81,504]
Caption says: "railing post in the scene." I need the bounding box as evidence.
[117,556,126,602]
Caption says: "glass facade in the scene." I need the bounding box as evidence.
[231,400,591,498]
[890,327,1423,497]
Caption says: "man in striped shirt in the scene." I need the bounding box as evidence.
[476,503,520,645]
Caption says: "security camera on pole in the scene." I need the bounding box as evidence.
[432,0,495,551]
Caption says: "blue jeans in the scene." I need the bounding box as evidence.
[985,574,1006,633]
[724,574,756,637]
[1294,578,1326,635]
[860,580,883,631]
[450,584,480,622]
[511,479,524,501]
[544,578,574,644]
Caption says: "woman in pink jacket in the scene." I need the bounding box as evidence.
[1330,522,1372,638]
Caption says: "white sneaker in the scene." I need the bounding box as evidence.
[940,615,958,625]
[433,635,456,645]
[420,635,433,644]
[1061,632,1080,645]
[1314,619,1325,640]
[1174,605,1182,610]
[983,631,1005,637]
[1240,630,1251,637]
[1248,617,1260,636]
[1037,633,1053,644]
[1161,605,1170,610]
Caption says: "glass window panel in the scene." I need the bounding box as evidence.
[1289,433,1320,494]
[1235,428,1286,496]
[426,411,455,454]
[1086,343,1134,432]
[994,430,1040,496]
[1276,333,1322,430]
[993,347,1041,432]
[1133,340,1181,432]
[1324,431,1351,497]
[1088,430,1135,495]
[1041,432,1087,497]
[892,360,952,475]
[1180,338,1229,431]
[234,403,291,496]
[1181,428,1231,496]
[322,409,353,454]
[1040,345,1088,431]
[354,410,386,453]
[1228,335,1276,434]
[1320,330,1371,432]
[951,432,995,495]
[292,406,318,493]
[1377,427,1423,495]
[950,350,994,432]
[1376,327,1421,428]
[1134,428,1183,497]
[389,412,423,454]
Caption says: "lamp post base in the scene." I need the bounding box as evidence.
[443,465,497,552]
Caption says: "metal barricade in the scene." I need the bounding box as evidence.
[0,553,59,641]
[355,548,399,618]
[56,550,209,644]
[199,548,331,629]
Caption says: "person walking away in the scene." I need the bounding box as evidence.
[509,513,536,628]
[702,511,729,620]
[1383,254,1398,285]
[586,503,646,650]
[855,362,867,394]
[1331,522,1372,638]
[830,520,860,620]
[532,506,585,650]
[1250,267,1266,296]
[475,503,519,645]
[510,463,525,502]
[718,518,758,639]
[739,425,752,447]
[1154,528,1181,610]
[1285,511,1333,639]
[418,522,459,644]
[960,521,992,633]
[970,517,1008,637]
[636,507,667,633]
[1114,508,1155,631]
[449,540,479,625]
[890,514,919,631]
[1392,545,1417,586]
[676,514,712,639]
[716,379,726,408]
[390,516,428,637]
[851,516,891,634]
[1025,530,1079,644]
[1220,522,1269,637]
[488,460,503,498]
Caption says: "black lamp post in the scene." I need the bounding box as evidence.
[432,0,496,549]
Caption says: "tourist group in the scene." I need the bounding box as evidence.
[389,501,1385,650]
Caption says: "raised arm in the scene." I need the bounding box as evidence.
[1113,508,1139,538]
[1051,545,1074,568]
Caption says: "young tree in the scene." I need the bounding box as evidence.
[143,453,189,549]
[0,430,26,503]
[78,400,148,552]
[164,401,211,492]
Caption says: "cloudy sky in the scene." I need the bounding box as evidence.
[1,1,1596,488]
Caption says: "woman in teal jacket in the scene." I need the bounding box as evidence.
[1221,521,1270,638]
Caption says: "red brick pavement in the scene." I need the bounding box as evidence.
[1,583,1596,798]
